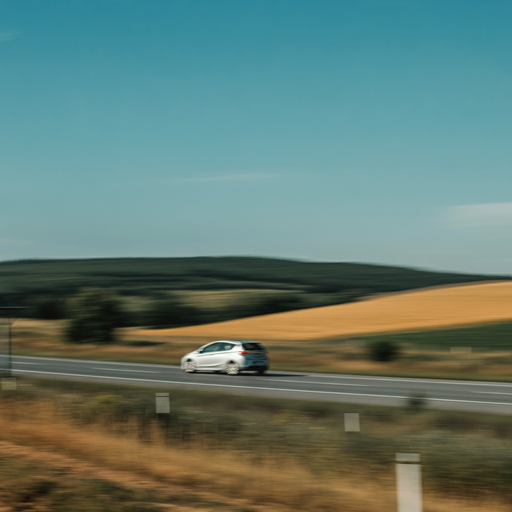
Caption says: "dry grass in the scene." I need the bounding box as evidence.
[0,397,389,511]
[1,381,512,511]
[139,281,512,340]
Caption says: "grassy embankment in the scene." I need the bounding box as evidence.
[1,378,512,511]
[10,282,512,381]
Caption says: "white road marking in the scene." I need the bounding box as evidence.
[14,357,512,389]
[12,369,512,407]
[266,378,367,387]
[92,368,157,373]
[474,391,512,396]
[14,362,38,365]
[310,373,512,387]
[12,356,176,369]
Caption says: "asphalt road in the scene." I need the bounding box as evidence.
[9,355,512,414]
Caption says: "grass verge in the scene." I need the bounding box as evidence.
[1,377,512,511]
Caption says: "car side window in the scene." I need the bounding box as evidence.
[201,343,221,353]
[219,343,234,351]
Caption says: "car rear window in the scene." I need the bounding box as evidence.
[242,342,265,351]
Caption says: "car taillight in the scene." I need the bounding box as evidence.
[239,350,250,355]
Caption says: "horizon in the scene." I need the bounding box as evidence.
[0,254,510,277]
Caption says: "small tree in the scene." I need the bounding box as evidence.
[27,295,66,320]
[65,288,124,344]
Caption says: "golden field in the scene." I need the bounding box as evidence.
[138,281,512,340]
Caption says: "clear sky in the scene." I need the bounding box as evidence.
[1,0,511,274]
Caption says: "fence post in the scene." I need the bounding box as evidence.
[155,392,170,414]
[396,453,422,512]
[344,413,360,432]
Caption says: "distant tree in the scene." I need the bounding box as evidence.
[65,288,124,344]
[27,296,66,320]
[143,295,202,328]
[252,294,304,316]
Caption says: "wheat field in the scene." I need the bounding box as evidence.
[133,281,512,341]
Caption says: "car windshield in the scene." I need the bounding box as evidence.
[242,342,265,351]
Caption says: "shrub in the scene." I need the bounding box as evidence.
[368,340,400,362]
[27,296,66,320]
[65,288,125,344]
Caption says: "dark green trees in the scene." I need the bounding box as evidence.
[65,288,124,344]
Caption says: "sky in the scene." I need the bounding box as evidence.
[1,0,511,274]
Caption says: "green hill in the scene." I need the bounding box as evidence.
[0,257,509,323]
[0,256,507,298]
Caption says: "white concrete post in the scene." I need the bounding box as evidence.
[396,453,422,512]
[155,392,170,414]
[344,413,360,432]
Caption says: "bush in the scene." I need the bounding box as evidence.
[27,296,66,320]
[65,288,125,344]
[368,340,400,362]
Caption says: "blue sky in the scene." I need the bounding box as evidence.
[1,0,511,274]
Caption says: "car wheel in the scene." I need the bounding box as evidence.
[184,360,197,373]
[225,362,240,376]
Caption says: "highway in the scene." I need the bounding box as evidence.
[10,355,512,414]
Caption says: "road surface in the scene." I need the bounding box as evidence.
[10,355,512,414]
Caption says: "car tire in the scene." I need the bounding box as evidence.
[225,362,240,376]
[256,368,266,376]
[184,360,197,373]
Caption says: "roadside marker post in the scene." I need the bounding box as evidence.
[156,392,170,414]
[344,413,360,432]
[0,306,25,379]
[396,453,422,512]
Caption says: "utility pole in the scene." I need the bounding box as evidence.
[0,307,24,378]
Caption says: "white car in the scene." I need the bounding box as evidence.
[181,340,268,375]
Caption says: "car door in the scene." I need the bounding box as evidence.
[213,342,235,369]
[195,342,222,369]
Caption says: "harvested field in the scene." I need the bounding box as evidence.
[136,281,512,341]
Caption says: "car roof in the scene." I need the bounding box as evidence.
[209,340,263,345]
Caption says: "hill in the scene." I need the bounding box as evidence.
[0,256,507,300]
